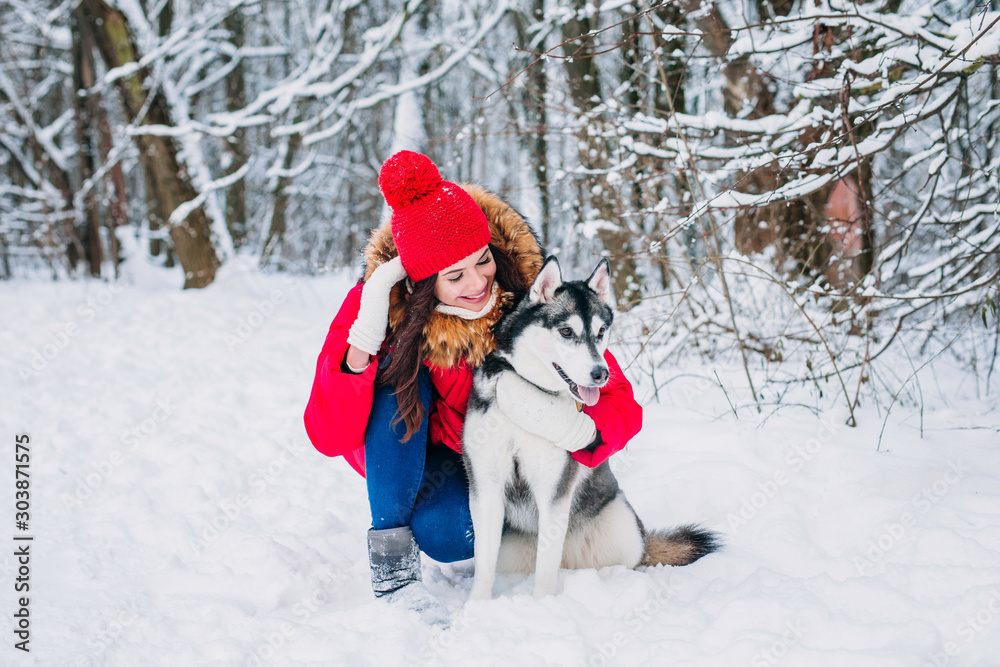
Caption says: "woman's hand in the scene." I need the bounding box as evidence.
[344,344,372,372]
[347,256,409,358]
[494,371,597,452]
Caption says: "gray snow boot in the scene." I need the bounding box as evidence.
[367,526,450,626]
[367,526,422,598]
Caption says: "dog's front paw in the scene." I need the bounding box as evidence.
[532,578,558,599]
[467,580,493,601]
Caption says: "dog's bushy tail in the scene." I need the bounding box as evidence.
[641,524,720,566]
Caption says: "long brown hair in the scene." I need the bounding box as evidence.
[376,243,526,442]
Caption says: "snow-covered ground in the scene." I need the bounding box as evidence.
[2,256,999,666]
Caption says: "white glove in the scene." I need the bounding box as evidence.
[347,256,409,356]
[494,371,597,452]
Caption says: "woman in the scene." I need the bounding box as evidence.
[303,151,642,602]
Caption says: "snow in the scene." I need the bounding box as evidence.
[3,255,999,666]
[946,12,1000,68]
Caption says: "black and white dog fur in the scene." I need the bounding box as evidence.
[463,257,718,600]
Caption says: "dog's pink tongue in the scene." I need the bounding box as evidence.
[577,385,601,406]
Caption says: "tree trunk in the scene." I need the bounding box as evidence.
[95,99,128,277]
[223,9,249,249]
[79,0,220,288]
[70,9,103,277]
[0,234,10,279]
[143,0,173,262]
[687,0,870,288]
[645,4,689,288]
[514,0,551,246]
[261,119,303,268]
[396,0,431,155]
[561,0,641,309]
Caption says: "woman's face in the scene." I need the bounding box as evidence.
[433,245,496,309]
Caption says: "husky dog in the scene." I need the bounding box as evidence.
[463,257,718,600]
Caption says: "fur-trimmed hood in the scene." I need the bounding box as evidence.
[361,184,544,369]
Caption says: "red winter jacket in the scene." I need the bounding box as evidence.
[303,281,643,477]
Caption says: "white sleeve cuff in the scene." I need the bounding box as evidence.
[344,356,371,374]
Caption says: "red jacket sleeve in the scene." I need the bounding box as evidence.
[572,349,642,468]
[303,282,376,475]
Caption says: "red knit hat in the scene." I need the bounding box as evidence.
[378,150,491,282]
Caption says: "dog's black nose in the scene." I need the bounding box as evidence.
[591,366,609,384]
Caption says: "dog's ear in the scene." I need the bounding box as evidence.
[529,256,562,304]
[587,259,614,307]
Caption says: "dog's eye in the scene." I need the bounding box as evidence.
[597,326,606,337]
[558,327,574,339]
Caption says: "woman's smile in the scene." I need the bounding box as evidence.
[434,245,497,309]
[459,280,491,306]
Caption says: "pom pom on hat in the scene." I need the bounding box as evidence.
[378,151,442,209]
[378,150,491,282]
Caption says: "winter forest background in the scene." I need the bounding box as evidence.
[2,1,1000,662]
[2,0,999,412]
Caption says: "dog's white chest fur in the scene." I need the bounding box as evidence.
[464,390,580,535]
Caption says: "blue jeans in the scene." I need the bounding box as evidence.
[365,366,474,563]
